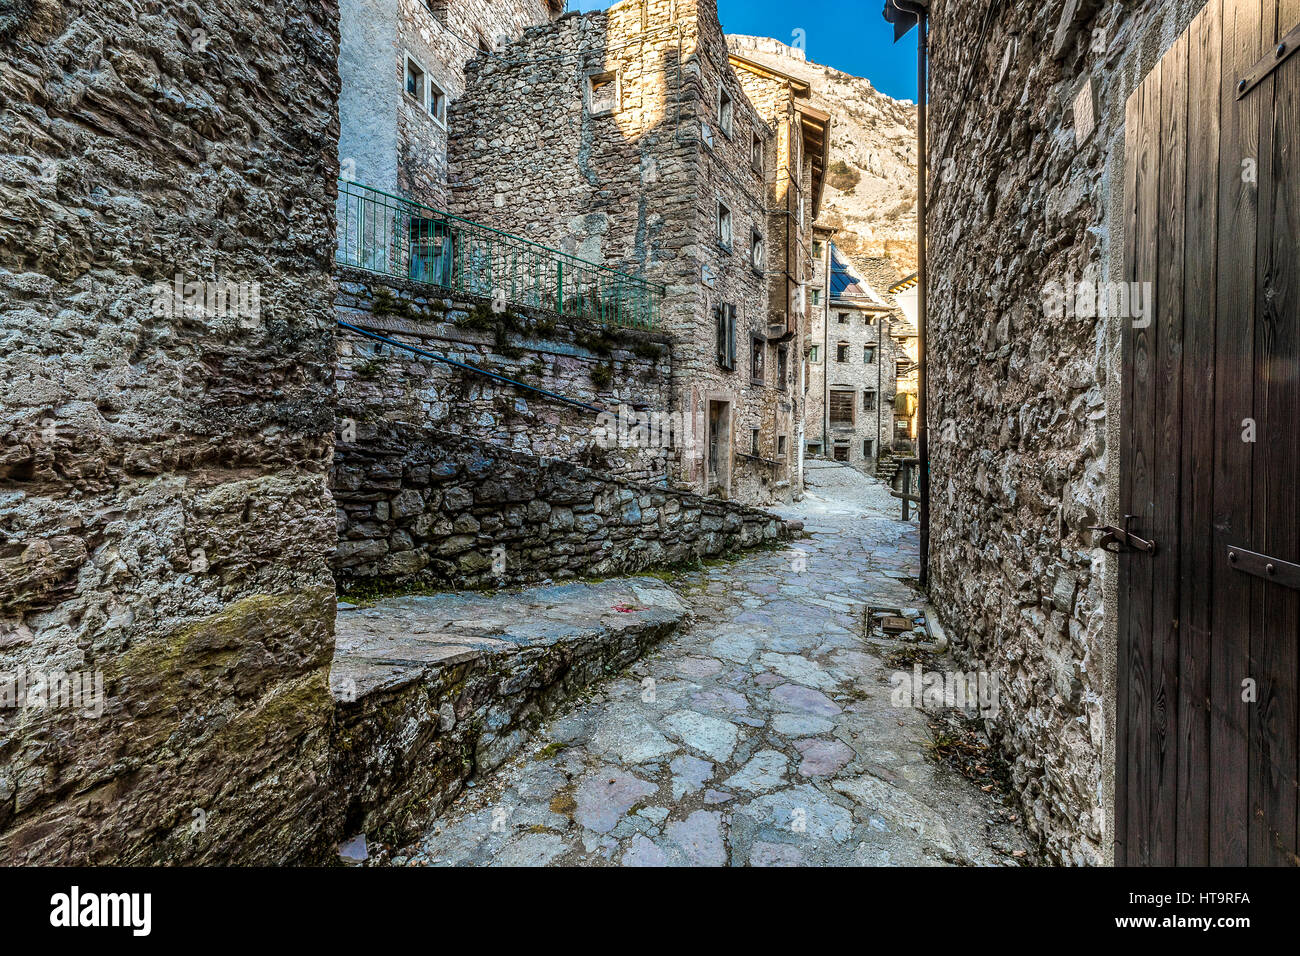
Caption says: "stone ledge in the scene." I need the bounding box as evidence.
[327,576,692,852]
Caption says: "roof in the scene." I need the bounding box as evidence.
[828,244,889,308]
[888,272,919,294]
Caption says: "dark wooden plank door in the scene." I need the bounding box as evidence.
[1119,0,1300,866]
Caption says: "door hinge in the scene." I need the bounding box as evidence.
[1091,515,1157,555]
[1226,546,1300,591]
[1236,21,1300,99]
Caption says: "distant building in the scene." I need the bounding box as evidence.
[805,240,913,474]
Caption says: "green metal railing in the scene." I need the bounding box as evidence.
[336,179,664,330]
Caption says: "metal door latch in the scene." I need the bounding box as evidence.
[1090,515,1157,554]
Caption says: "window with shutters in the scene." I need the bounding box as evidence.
[715,303,736,370]
[829,389,855,427]
[833,443,849,461]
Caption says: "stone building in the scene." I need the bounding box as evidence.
[0,0,342,863]
[804,240,911,475]
[446,0,829,506]
[922,0,1300,865]
[339,0,564,208]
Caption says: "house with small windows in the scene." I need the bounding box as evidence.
[803,239,914,475]
[445,0,829,505]
[338,0,565,208]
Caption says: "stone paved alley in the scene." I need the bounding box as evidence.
[381,462,1034,866]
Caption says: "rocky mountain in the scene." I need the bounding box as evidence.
[728,35,918,275]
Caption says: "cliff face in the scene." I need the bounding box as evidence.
[727,35,918,274]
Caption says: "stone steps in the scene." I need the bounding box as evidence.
[328,576,692,856]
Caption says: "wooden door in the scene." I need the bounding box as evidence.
[1119,0,1299,866]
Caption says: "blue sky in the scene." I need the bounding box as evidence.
[568,0,920,102]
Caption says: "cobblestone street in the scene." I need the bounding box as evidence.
[394,461,1033,866]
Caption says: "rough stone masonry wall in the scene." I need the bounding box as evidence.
[332,425,790,589]
[0,1,340,863]
[448,0,802,505]
[335,267,675,482]
[925,0,1209,864]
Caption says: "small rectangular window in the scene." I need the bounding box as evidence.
[428,78,447,125]
[829,389,855,426]
[717,201,732,249]
[751,428,760,456]
[836,342,848,363]
[405,55,425,102]
[777,435,787,458]
[777,346,788,390]
[809,345,819,363]
[718,86,734,137]
[833,443,849,462]
[864,439,875,458]
[837,312,849,325]
[812,240,823,258]
[750,335,765,383]
[587,70,620,115]
[863,345,876,364]
[751,133,763,173]
[810,289,821,306]
[716,303,736,370]
[863,390,877,411]
[750,228,765,271]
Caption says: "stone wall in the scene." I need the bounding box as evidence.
[925,0,1210,864]
[447,0,809,505]
[335,267,675,480]
[332,425,790,589]
[0,0,341,863]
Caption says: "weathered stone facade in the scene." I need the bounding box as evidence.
[339,0,562,207]
[333,425,790,590]
[925,0,1212,864]
[0,0,341,863]
[335,268,675,482]
[447,0,828,506]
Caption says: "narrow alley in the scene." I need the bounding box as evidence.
[381,462,1033,866]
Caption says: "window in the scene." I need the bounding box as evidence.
[750,335,765,383]
[717,201,732,249]
[896,360,908,378]
[477,33,491,54]
[837,312,849,325]
[751,428,760,456]
[810,288,821,306]
[428,78,447,125]
[750,228,765,271]
[836,342,849,363]
[863,390,877,411]
[833,443,849,462]
[587,71,620,115]
[812,240,823,259]
[718,85,734,137]
[751,132,764,174]
[829,389,855,426]
[863,345,876,364]
[809,345,819,363]
[777,346,788,390]
[864,439,875,459]
[716,303,736,370]
[807,442,822,456]
[405,55,425,102]
[777,435,787,459]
